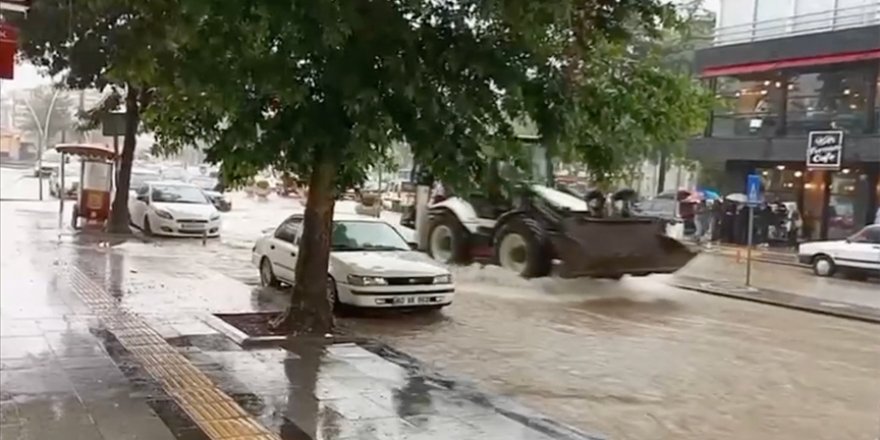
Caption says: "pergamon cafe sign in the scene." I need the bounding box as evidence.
[806,130,844,170]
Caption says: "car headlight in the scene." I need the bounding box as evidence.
[210,213,221,221]
[155,210,173,220]
[346,275,387,286]
[433,274,452,284]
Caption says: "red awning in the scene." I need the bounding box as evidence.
[701,49,880,77]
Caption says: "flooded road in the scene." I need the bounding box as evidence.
[340,269,880,440]
[3,166,879,440]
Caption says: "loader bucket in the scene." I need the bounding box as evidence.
[549,216,696,278]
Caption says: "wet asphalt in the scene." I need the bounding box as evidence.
[2,167,879,440]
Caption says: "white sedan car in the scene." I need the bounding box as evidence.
[253,214,454,309]
[797,224,880,278]
[129,181,222,237]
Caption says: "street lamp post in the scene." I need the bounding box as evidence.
[21,88,61,200]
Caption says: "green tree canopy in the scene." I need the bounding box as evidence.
[552,38,712,182]
[14,0,165,232]
[127,0,698,333]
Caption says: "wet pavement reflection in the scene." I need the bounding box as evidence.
[183,338,601,440]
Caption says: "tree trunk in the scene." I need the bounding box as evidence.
[107,84,140,234]
[272,159,337,335]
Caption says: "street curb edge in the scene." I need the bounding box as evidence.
[672,283,880,325]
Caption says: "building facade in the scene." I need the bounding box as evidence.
[690,0,880,240]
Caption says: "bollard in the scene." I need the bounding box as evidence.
[736,248,742,264]
[202,231,207,246]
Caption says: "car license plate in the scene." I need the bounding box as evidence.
[181,223,205,230]
[392,296,433,305]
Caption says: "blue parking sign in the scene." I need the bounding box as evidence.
[746,174,763,206]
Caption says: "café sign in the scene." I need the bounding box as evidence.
[806,130,843,170]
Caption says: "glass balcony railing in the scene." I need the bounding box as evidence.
[710,108,878,137]
[711,112,780,137]
[713,4,880,46]
[786,109,870,135]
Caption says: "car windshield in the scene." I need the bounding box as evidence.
[151,184,209,204]
[162,168,189,181]
[849,226,880,243]
[331,220,409,251]
[42,151,62,163]
[131,171,159,188]
[189,177,217,190]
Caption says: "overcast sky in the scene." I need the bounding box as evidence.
[2,0,721,92]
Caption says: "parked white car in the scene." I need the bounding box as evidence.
[129,181,222,237]
[797,225,880,277]
[34,149,64,177]
[252,214,454,310]
[48,160,80,199]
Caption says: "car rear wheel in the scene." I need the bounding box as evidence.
[812,255,836,277]
[260,257,281,287]
[493,216,551,278]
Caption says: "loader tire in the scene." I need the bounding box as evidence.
[428,212,470,264]
[494,216,551,278]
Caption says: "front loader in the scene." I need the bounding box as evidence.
[425,184,696,279]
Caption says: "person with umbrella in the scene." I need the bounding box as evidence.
[692,198,710,243]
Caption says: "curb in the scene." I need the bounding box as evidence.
[202,312,378,347]
[700,247,804,268]
[672,278,880,324]
[200,312,288,346]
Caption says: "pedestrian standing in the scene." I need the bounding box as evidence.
[711,200,723,242]
[694,200,710,243]
[735,204,749,245]
[722,201,736,244]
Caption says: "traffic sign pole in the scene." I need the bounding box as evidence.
[746,205,753,286]
[745,174,762,287]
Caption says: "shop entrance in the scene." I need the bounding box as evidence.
[731,162,879,242]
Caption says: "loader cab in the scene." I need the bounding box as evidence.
[477,137,551,217]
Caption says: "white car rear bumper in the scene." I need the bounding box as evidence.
[335,282,454,308]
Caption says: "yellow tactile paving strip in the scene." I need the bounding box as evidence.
[67,266,281,440]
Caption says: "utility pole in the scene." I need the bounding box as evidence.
[21,88,61,201]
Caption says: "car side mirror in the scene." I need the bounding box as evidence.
[137,194,149,203]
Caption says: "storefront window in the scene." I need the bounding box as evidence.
[786,65,872,135]
[874,68,879,133]
[801,170,825,240]
[713,75,785,137]
[827,169,859,239]
[758,167,800,201]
